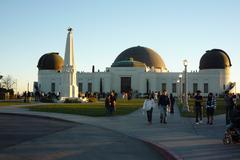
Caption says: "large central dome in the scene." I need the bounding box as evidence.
[111,46,167,70]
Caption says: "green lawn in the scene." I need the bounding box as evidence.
[178,98,239,117]
[0,101,29,106]
[24,99,144,117]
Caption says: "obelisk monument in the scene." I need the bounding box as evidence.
[61,27,78,98]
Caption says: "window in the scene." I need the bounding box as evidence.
[88,83,92,92]
[204,83,208,93]
[172,83,176,93]
[51,82,55,93]
[193,83,198,93]
[162,83,166,92]
[78,83,83,92]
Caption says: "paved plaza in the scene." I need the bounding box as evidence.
[0,114,163,160]
[0,104,239,160]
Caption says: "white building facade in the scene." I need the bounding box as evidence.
[37,29,232,97]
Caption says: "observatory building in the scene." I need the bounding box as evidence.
[37,29,232,97]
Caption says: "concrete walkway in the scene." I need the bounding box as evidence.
[0,114,163,160]
[0,103,239,160]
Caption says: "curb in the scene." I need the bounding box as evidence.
[141,139,183,160]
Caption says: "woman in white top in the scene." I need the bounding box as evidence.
[143,95,155,125]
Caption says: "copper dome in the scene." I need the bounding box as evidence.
[37,52,64,71]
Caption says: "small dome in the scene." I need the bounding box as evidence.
[37,52,64,71]
[111,58,146,68]
[199,49,232,70]
[112,46,167,70]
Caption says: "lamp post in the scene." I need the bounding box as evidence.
[178,74,183,103]
[183,59,189,111]
[177,79,180,98]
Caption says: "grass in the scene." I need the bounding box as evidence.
[0,101,29,106]
[24,98,144,117]
[178,98,240,117]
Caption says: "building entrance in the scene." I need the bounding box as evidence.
[121,77,131,93]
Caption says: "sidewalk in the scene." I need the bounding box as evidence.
[0,114,164,160]
[0,104,239,160]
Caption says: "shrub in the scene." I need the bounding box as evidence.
[40,97,55,103]
[88,97,97,102]
[64,98,80,103]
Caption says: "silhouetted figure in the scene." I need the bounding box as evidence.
[105,94,111,115]
[158,90,170,124]
[23,91,27,103]
[230,104,240,128]
[109,91,116,115]
[205,92,216,125]
[224,91,235,125]
[170,93,175,114]
[194,90,203,124]
[27,91,31,102]
[35,91,40,102]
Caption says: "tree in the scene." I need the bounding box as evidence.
[1,75,16,90]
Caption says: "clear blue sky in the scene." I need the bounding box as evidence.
[0,0,239,93]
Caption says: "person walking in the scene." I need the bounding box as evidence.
[23,91,27,103]
[109,91,116,115]
[169,93,175,114]
[232,93,237,108]
[142,95,155,125]
[224,91,234,125]
[158,90,170,124]
[230,104,240,128]
[194,90,203,124]
[105,94,111,115]
[205,92,216,125]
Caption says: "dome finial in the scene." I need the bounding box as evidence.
[68,27,73,32]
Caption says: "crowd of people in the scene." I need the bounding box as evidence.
[142,90,174,125]
[141,89,239,127]
[24,87,240,128]
[193,90,239,126]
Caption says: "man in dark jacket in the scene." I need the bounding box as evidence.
[109,91,116,115]
[105,94,111,115]
[158,90,170,124]
[230,104,240,128]
[194,90,203,124]
[224,91,235,125]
